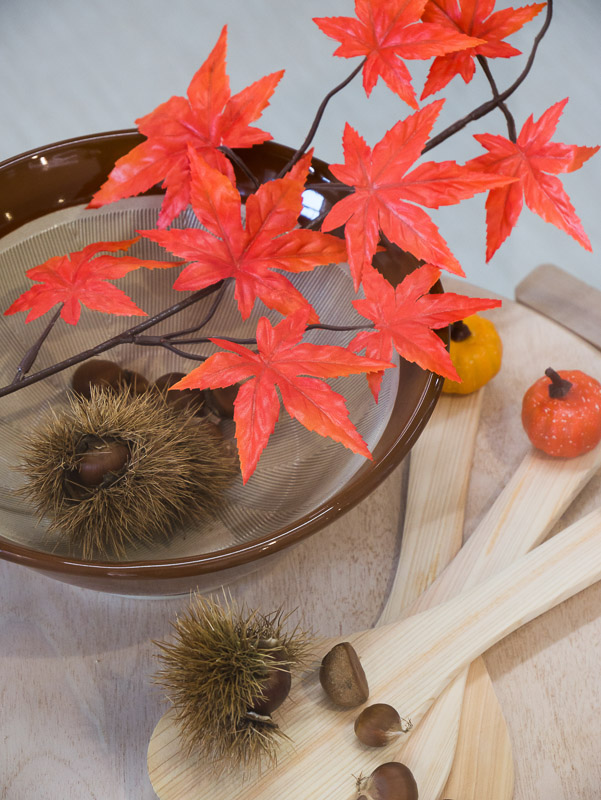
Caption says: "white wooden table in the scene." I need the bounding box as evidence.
[2,285,601,799]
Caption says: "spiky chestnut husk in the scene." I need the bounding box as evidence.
[18,387,236,559]
[154,594,312,769]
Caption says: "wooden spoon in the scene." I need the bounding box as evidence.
[378,391,483,620]
[148,505,601,800]
[391,442,601,799]
[377,390,514,799]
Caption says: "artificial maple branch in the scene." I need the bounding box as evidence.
[0,283,223,399]
[477,55,517,142]
[275,59,366,179]
[3,0,593,483]
[0,276,375,390]
[11,306,63,384]
[423,0,553,154]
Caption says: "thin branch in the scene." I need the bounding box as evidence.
[422,0,553,153]
[304,180,349,191]
[132,338,209,361]
[304,207,333,231]
[159,335,253,346]
[219,146,261,190]
[11,306,63,383]
[276,59,366,179]
[307,322,371,334]
[162,281,229,340]
[477,55,517,141]
[0,283,223,399]
[158,321,373,347]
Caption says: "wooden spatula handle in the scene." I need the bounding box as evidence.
[379,390,483,624]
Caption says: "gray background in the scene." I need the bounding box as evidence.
[1,0,599,296]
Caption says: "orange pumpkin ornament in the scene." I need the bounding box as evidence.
[442,314,502,395]
[521,368,601,458]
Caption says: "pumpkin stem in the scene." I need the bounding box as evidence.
[450,320,471,342]
[545,367,572,399]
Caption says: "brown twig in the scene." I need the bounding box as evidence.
[304,181,349,192]
[477,55,517,142]
[276,59,366,179]
[132,338,210,361]
[11,306,63,383]
[161,281,229,340]
[162,320,371,348]
[219,146,261,190]
[0,283,223,398]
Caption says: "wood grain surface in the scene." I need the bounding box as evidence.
[2,283,601,799]
[515,263,601,351]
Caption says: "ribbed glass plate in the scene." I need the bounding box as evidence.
[0,197,399,562]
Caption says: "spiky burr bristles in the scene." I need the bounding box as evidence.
[19,387,236,559]
[155,595,311,769]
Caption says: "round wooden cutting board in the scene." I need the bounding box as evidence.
[2,282,601,799]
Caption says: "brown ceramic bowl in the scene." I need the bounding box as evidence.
[0,132,443,595]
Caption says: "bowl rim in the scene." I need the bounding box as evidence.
[0,130,443,581]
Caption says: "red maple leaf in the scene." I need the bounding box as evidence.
[140,148,348,322]
[465,98,599,261]
[314,0,483,109]
[350,262,502,398]
[321,100,516,289]
[170,308,393,482]
[421,0,546,99]
[88,26,283,228]
[4,239,181,325]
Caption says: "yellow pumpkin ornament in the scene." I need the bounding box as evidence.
[442,314,502,395]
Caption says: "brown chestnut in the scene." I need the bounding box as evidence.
[71,359,125,399]
[154,372,186,392]
[120,369,149,396]
[154,372,206,414]
[71,360,149,398]
[357,762,418,800]
[205,384,239,418]
[354,704,412,747]
[320,642,369,708]
[75,440,129,487]
[250,666,292,716]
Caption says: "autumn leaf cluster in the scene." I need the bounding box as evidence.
[5,1,598,481]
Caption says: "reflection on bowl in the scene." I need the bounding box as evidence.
[0,133,443,596]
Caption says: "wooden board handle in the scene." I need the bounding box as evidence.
[378,391,483,624]
[515,263,601,352]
